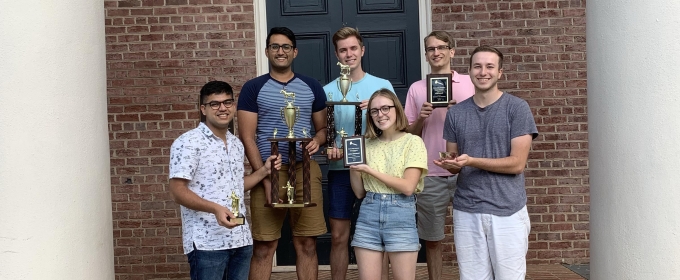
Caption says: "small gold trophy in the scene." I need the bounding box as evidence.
[337,62,352,102]
[229,191,245,225]
[336,127,348,148]
[283,181,295,204]
[280,89,300,139]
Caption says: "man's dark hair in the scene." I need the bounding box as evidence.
[266,27,296,48]
[469,45,504,69]
[199,81,233,104]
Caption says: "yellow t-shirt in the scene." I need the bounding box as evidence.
[361,133,428,194]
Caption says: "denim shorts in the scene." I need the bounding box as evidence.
[351,192,421,252]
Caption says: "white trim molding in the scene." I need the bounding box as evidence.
[254,0,268,76]
[418,0,432,79]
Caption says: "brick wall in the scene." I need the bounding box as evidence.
[105,0,588,279]
[105,0,255,279]
[432,0,589,266]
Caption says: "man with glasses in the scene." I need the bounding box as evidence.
[404,31,475,280]
[237,27,328,280]
[168,81,281,280]
[322,26,394,280]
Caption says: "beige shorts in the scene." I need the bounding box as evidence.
[250,161,327,241]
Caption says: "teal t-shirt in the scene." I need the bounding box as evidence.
[323,73,394,170]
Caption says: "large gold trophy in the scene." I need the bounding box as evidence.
[326,63,363,154]
[265,89,316,208]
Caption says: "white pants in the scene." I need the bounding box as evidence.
[453,206,531,280]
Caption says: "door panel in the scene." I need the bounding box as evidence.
[266,0,423,266]
[292,33,332,83]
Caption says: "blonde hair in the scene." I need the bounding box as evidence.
[364,88,408,139]
[332,27,364,50]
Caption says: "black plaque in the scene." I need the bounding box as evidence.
[343,136,366,167]
[426,74,452,107]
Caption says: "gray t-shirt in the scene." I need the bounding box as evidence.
[443,92,538,216]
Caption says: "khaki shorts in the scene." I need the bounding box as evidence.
[416,175,457,241]
[250,161,327,241]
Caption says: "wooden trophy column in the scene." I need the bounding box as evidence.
[266,137,316,208]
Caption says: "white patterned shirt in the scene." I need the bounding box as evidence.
[169,122,252,254]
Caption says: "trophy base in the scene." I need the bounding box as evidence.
[326,101,362,106]
[265,202,317,208]
[229,215,245,225]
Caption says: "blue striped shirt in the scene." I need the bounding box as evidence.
[237,73,326,164]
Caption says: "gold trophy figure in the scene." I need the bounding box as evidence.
[281,100,300,138]
[229,191,245,225]
[302,128,310,138]
[336,127,348,147]
[283,181,295,204]
[273,128,278,138]
[327,92,334,102]
[337,62,352,102]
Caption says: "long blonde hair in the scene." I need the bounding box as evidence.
[364,88,408,139]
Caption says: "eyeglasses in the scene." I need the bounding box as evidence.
[267,44,294,53]
[369,105,396,117]
[425,45,451,53]
[203,99,235,110]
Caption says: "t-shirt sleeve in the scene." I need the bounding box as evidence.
[404,84,419,125]
[443,108,457,143]
[168,137,200,180]
[302,77,327,113]
[403,136,428,175]
[510,99,539,140]
[237,79,260,113]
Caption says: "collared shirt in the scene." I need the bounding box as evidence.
[404,71,475,176]
[169,122,252,254]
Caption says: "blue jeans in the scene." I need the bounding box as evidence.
[187,244,253,280]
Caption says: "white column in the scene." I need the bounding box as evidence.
[0,1,113,279]
[588,1,680,279]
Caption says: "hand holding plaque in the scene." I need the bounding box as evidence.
[343,136,366,167]
[426,74,452,107]
[229,191,245,225]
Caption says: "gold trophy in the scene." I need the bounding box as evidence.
[280,89,300,139]
[337,62,352,102]
[265,90,317,208]
[229,191,245,225]
[283,181,295,204]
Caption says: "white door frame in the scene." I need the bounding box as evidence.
[251,0,432,269]
[254,0,432,79]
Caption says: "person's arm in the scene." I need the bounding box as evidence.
[244,154,281,191]
[349,169,366,199]
[305,108,328,154]
[405,102,433,136]
[451,134,533,174]
[349,164,422,196]
[404,83,433,136]
[169,178,237,228]
[237,110,273,200]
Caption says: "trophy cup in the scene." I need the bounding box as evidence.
[280,89,300,139]
[337,62,352,102]
[265,90,316,208]
[229,191,245,225]
[326,63,363,155]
